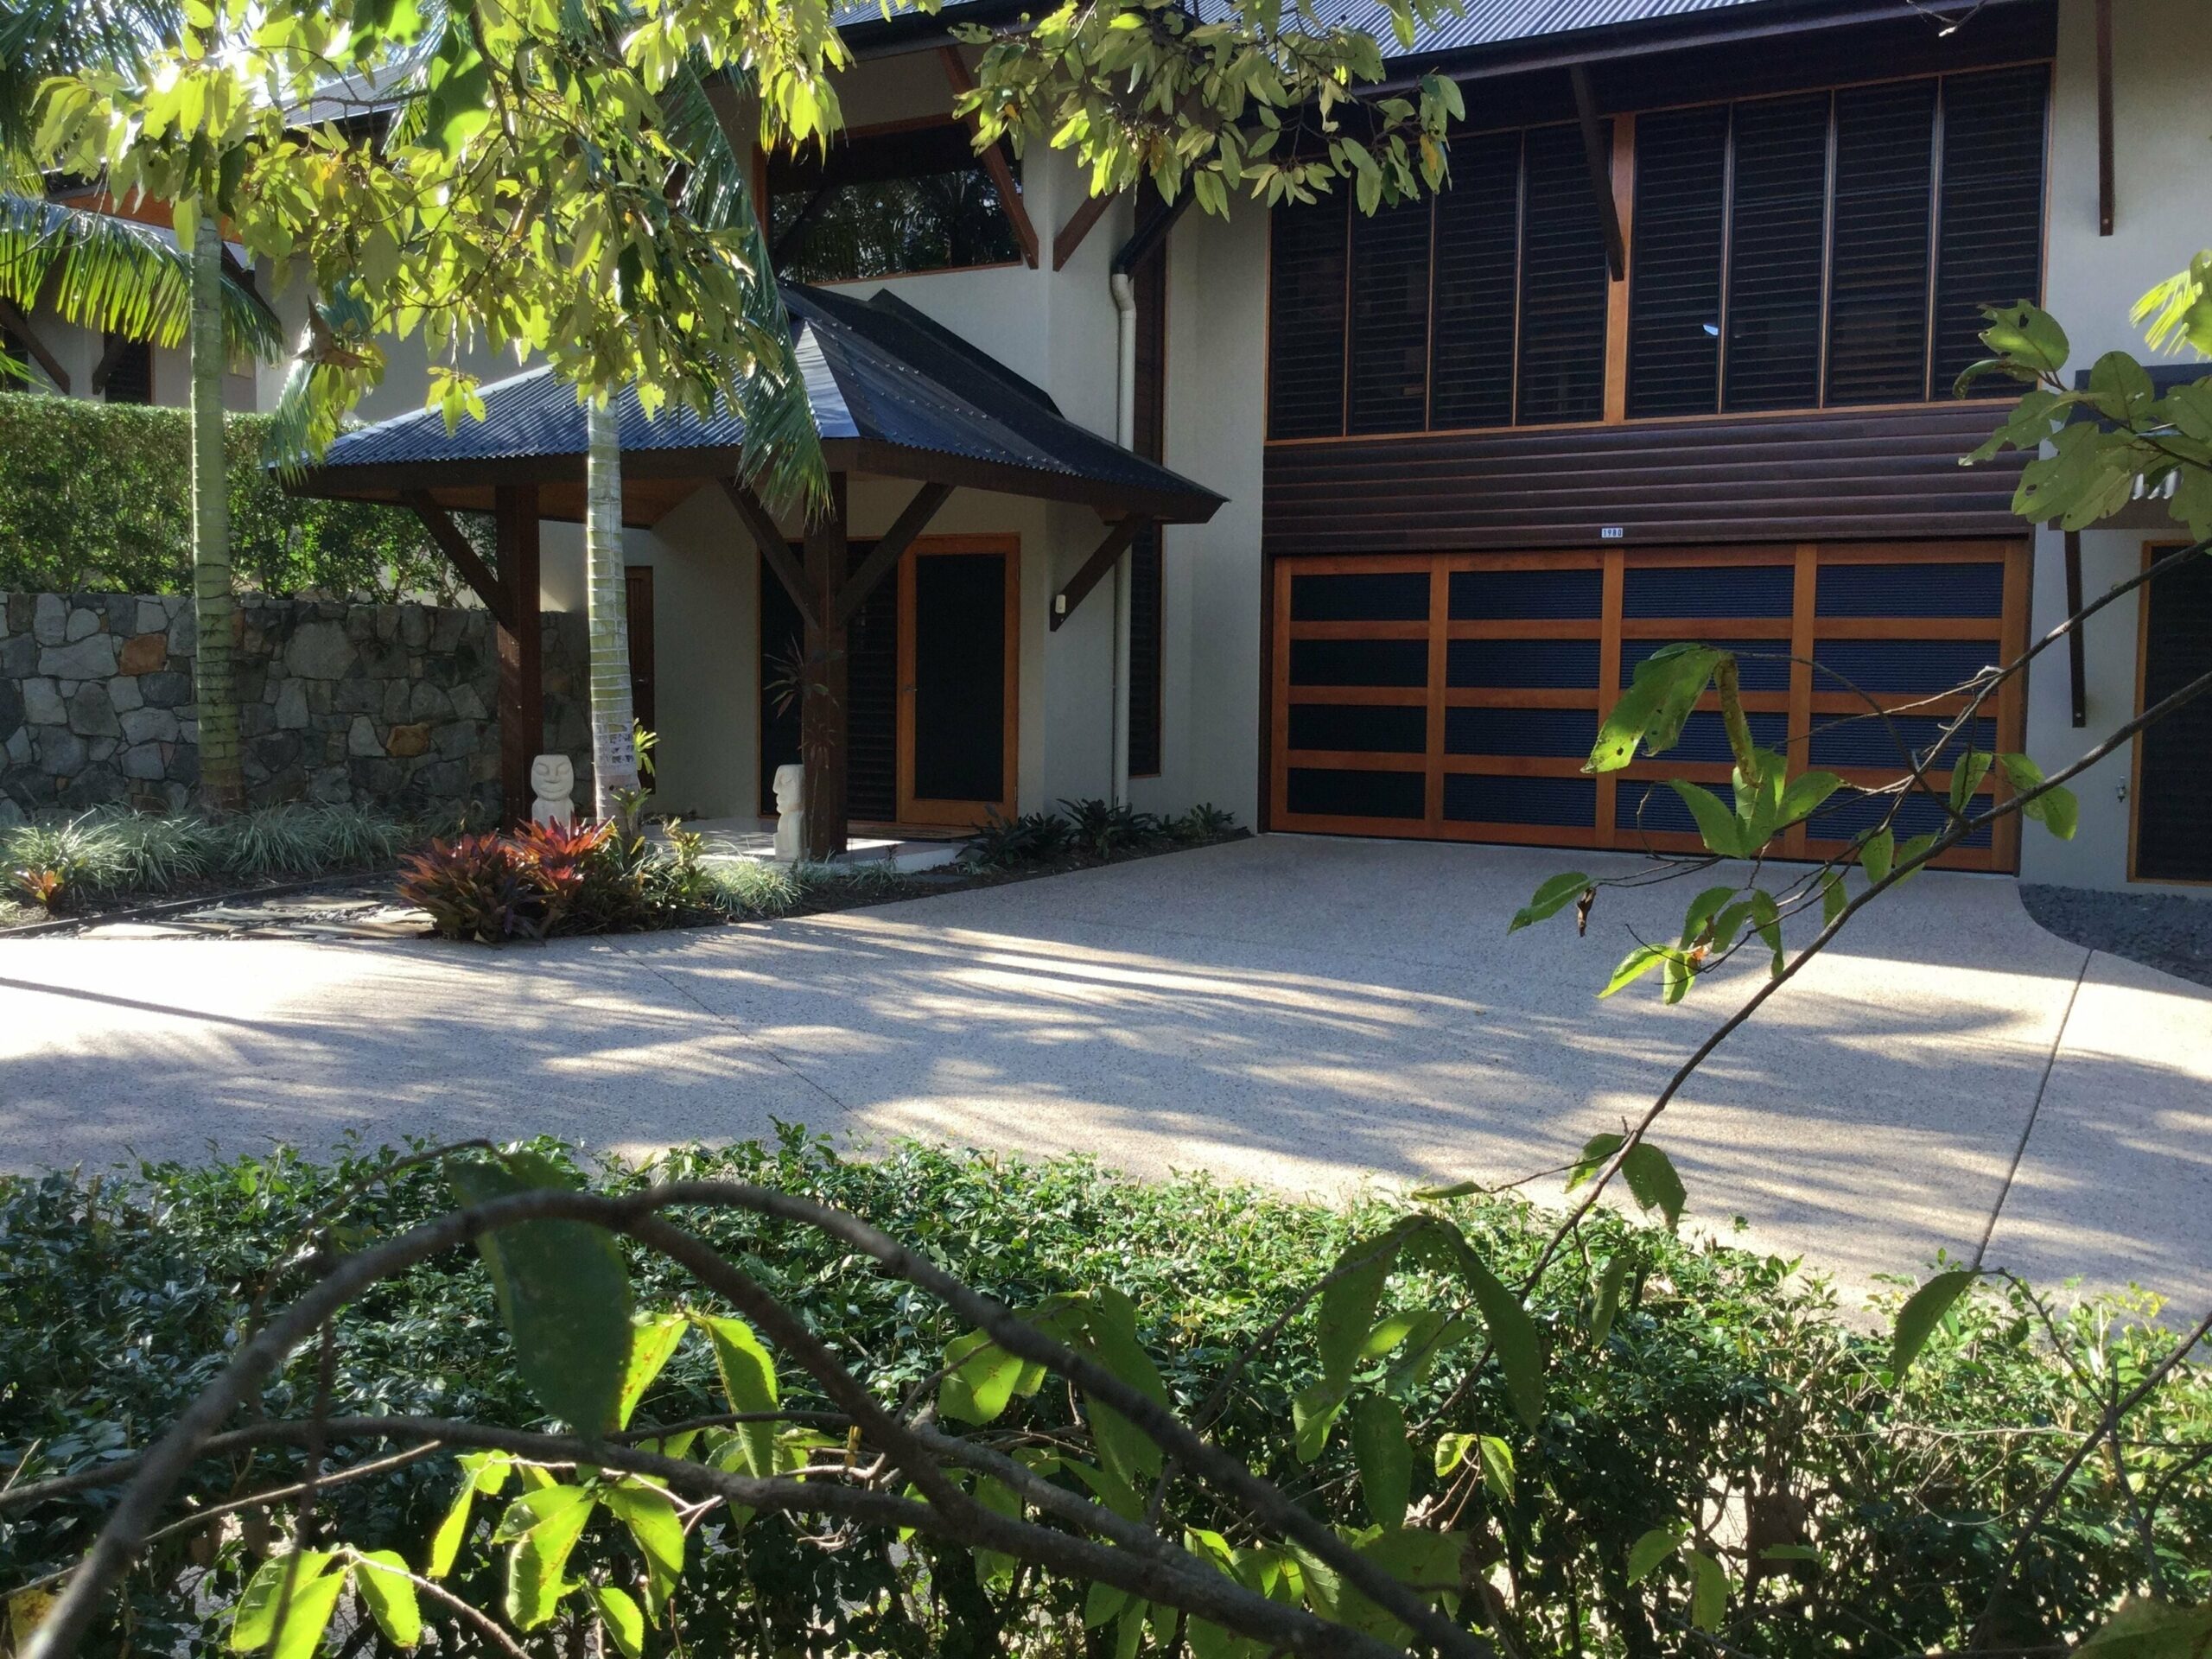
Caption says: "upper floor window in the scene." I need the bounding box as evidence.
[769,122,1023,285]
[1264,64,2048,441]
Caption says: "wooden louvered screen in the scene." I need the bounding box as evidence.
[1348,196,1433,434]
[1825,79,1936,406]
[1934,66,2050,397]
[1267,191,1348,438]
[1271,542,2029,870]
[1627,105,1728,418]
[1516,123,1611,425]
[1429,131,1520,429]
[1723,94,1829,411]
[2134,544,2212,883]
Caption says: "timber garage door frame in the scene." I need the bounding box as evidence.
[1267,541,2031,873]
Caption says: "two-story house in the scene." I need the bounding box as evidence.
[18,0,2211,893]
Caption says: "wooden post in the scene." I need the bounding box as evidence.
[495,484,543,827]
[800,473,850,859]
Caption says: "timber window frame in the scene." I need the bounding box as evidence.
[1264,63,2050,443]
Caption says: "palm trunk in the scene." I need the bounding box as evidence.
[585,395,639,823]
[189,209,244,811]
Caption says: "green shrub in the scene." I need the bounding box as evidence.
[397,820,729,941]
[0,1136,2202,1658]
[0,394,484,599]
[3,802,415,910]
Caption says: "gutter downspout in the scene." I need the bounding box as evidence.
[1105,192,1192,809]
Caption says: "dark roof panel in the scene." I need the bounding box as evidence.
[310,283,1224,523]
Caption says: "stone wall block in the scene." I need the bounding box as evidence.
[138,670,192,709]
[22,677,62,727]
[32,594,67,645]
[110,677,143,713]
[121,706,179,746]
[117,632,167,675]
[0,634,34,678]
[64,606,101,643]
[346,715,385,758]
[39,634,118,679]
[67,684,120,738]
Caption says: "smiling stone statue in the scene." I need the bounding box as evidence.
[531,752,576,829]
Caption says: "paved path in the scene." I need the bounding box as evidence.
[3,836,2206,1313]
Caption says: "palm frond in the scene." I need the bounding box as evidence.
[660,59,826,519]
[0,0,181,149]
[0,194,282,359]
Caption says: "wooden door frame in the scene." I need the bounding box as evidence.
[2127,537,2210,886]
[897,532,1021,826]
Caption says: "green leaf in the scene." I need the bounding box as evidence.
[1948,750,1994,815]
[1509,870,1592,933]
[1667,780,1748,858]
[1408,1179,1480,1200]
[1625,1525,1685,1585]
[1777,769,1844,829]
[1619,1142,1687,1230]
[423,27,493,157]
[503,1485,594,1630]
[230,1553,338,1654]
[1980,301,2070,375]
[1083,1286,1169,1486]
[1891,1268,1979,1378]
[1425,1222,1544,1430]
[1084,1580,1131,1630]
[1820,869,1847,928]
[2080,1595,2212,1659]
[1360,1309,1433,1361]
[1588,646,1724,772]
[697,1313,779,1478]
[1688,1548,1729,1630]
[448,1153,632,1437]
[1292,1381,1346,1464]
[1567,1132,1623,1192]
[600,1484,683,1620]
[1316,1228,1406,1391]
[938,1330,1027,1425]
[590,1586,646,1659]
[1476,1435,1514,1506]
[616,1313,688,1430]
[1351,1395,1412,1528]
[1433,1431,1475,1478]
[350,1552,422,1649]
[1861,826,1895,885]
[426,1480,476,1580]
[1600,944,1673,999]
[1998,752,2078,840]
[1589,1253,1632,1346]
[1065,1457,1145,1522]
[1679,885,1738,948]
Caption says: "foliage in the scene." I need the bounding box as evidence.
[397,820,725,943]
[0,396,480,599]
[3,802,415,912]
[961,800,1243,871]
[0,1135,2205,1658]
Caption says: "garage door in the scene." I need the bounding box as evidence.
[1268,542,2031,872]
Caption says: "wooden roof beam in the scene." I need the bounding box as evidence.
[405,491,513,629]
[1053,189,1120,270]
[938,46,1039,268]
[0,298,69,393]
[2094,0,2115,236]
[1568,63,1626,283]
[719,477,822,633]
[1050,516,1146,632]
[835,481,952,629]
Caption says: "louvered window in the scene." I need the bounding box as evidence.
[1429,130,1521,429]
[1723,94,1829,411]
[1825,79,1936,405]
[1934,66,2050,396]
[1268,191,1348,439]
[1348,196,1433,434]
[1627,105,1728,417]
[1516,123,1611,425]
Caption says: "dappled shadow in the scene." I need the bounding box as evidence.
[1,835,2203,1313]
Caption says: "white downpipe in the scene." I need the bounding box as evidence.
[1109,267,1137,810]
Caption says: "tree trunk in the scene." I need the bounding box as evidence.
[189,209,243,811]
[585,396,639,823]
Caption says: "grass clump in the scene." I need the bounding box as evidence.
[3,803,416,916]
[961,798,1243,871]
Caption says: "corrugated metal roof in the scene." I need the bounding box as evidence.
[315,283,1225,518]
[837,0,1797,59]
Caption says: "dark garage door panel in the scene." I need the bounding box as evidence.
[1268,542,2030,871]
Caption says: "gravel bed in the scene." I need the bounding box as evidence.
[2020,883,2212,990]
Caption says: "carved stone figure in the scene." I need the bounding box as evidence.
[531,752,577,829]
[773,763,805,861]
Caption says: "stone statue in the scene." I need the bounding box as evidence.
[772,763,805,861]
[531,752,577,829]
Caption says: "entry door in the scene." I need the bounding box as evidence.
[899,536,1020,825]
[2133,543,2212,882]
[624,566,656,735]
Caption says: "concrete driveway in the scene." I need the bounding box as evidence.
[2,835,2206,1313]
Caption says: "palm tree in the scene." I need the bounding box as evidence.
[584,394,639,823]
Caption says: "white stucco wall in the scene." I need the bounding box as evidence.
[2025,0,2212,893]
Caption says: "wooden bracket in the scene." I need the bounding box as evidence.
[835,481,953,629]
[1052,190,1120,270]
[2094,0,2115,237]
[1050,517,1146,632]
[405,492,513,629]
[1569,64,1626,283]
[720,477,821,632]
[0,298,69,392]
[90,333,137,395]
[938,46,1039,268]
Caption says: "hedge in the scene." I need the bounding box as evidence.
[0,392,481,600]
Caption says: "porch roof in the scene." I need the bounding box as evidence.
[289,284,1226,527]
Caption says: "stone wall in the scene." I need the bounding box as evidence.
[0,593,588,826]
